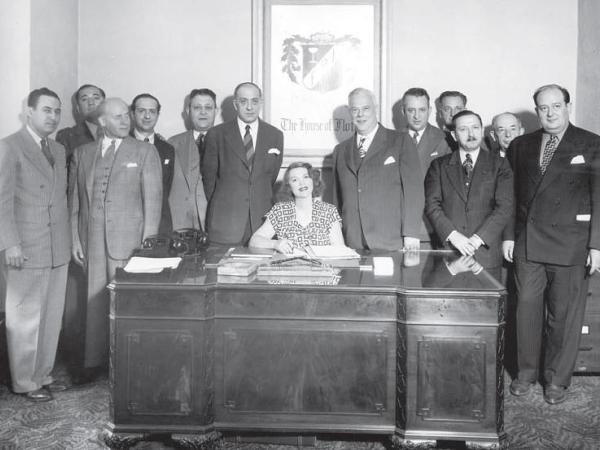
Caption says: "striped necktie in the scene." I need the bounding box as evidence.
[243,125,254,165]
[412,131,419,146]
[463,153,473,189]
[357,137,367,158]
[40,138,54,167]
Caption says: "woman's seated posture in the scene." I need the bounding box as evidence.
[249,162,345,253]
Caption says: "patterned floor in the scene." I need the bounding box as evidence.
[0,371,599,449]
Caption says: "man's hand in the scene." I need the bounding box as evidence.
[468,235,484,251]
[502,240,514,263]
[5,245,26,268]
[403,237,420,251]
[587,248,600,275]
[72,241,86,267]
[448,231,476,256]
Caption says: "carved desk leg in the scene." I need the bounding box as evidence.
[465,436,508,450]
[100,428,148,450]
[171,431,222,450]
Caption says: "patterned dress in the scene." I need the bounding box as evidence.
[265,199,342,247]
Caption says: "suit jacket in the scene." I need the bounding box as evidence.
[168,130,208,232]
[56,122,96,165]
[202,119,284,244]
[424,148,513,268]
[507,123,600,265]
[398,124,452,241]
[0,128,71,268]
[131,132,174,234]
[332,125,424,250]
[70,136,162,260]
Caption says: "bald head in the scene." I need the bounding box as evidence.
[98,98,131,139]
[490,112,524,151]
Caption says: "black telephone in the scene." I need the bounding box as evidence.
[141,228,209,257]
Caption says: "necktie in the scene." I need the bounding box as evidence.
[196,133,206,161]
[40,138,54,167]
[463,153,474,188]
[357,137,367,158]
[243,125,254,165]
[104,139,116,159]
[144,137,150,143]
[540,135,559,174]
[412,131,419,146]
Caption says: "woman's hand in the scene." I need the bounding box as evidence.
[274,239,295,254]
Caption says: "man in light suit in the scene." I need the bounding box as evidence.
[424,110,513,270]
[56,84,105,166]
[0,88,71,401]
[504,84,600,404]
[202,82,284,245]
[332,87,423,251]
[168,88,214,231]
[398,87,451,246]
[131,93,175,234]
[70,98,162,372]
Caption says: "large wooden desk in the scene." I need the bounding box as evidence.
[103,250,506,449]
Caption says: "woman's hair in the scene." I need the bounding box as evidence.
[277,162,323,202]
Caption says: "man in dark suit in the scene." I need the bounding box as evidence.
[130,93,174,234]
[503,84,600,404]
[489,112,524,158]
[398,87,451,246]
[168,88,215,232]
[425,110,513,270]
[0,88,71,401]
[435,90,467,152]
[202,82,284,245]
[332,87,423,251]
[70,98,162,373]
[56,84,105,166]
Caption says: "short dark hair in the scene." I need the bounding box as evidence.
[439,90,467,106]
[452,109,482,127]
[278,162,323,202]
[188,88,217,106]
[402,87,430,105]
[533,84,570,106]
[234,82,262,98]
[75,84,106,101]
[27,87,60,108]
[131,93,162,113]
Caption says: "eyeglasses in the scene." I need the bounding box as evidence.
[349,106,372,116]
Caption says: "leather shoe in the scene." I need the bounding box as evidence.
[510,378,534,396]
[24,388,53,402]
[44,381,68,392]
[544,384,567,405]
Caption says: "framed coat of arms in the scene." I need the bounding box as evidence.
[253,0,386,167]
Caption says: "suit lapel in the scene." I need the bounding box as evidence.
[84,140,102,204]
[536,125,577,196]
[18,129,54,180]
[344,136,359,175]
[468,148,492,202]
[224,121,249,169]
[361,126,387,165]
[444,150,468,203]
[253,120,267,172]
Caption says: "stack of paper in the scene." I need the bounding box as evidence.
[306,245,360,259]
[124,257,182,273]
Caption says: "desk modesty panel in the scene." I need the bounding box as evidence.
[104,249,506,449]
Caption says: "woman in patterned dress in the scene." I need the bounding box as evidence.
[249,162,345,253]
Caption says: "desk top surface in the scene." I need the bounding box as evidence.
[114,248,505,294]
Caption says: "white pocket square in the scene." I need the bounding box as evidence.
[164,159,170,165]
[384,156,396,165]
[570,155,585,164]
[576,214,591,222]
[267,148,281,155]
[126,162,138,168]
[430,151,438,156]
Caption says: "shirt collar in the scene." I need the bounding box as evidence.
[26,125,44,147]
[134,128,154,144]
[101,137,123,153]
[356,123,379,148]
[409,126,425,143]
[459,147,480,166]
